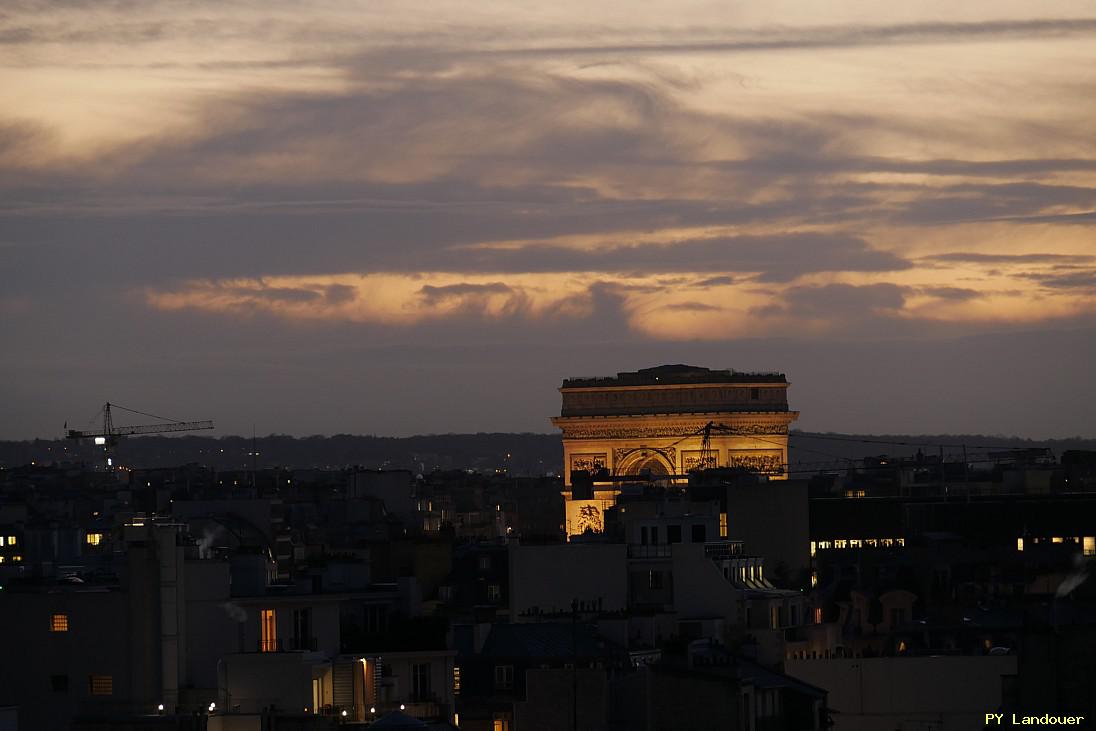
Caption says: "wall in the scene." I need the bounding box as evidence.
[726,479,809,581]
[509,543,628,620]
[786,656,1018,731]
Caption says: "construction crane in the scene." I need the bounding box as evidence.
[699,421,717,470]
[66,402,214,467]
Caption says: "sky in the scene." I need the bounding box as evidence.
[2,1,1095,440]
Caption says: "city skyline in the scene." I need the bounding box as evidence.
[2,1,1095,439]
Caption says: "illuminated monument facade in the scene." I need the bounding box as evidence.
[551,364,798,536]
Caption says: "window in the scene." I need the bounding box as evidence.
[648,571,662,590]
[720,513,727,539]
[790,605,799,626]
[452,666,461,695]
[890,608,906,627]
[1085,537,1095,556]
[691,524,706,543]
[6,536,15,546]
[493,714,513,731]
[51,614,69,632]
[494,664,514,690]
[770,606,779,629]
[292,608,312,650]
[650,527,659,545]
[51,675,69,692]
[364,604,386,634]
[438,585,453,601]
[11,555,21,563]
[487,584,501,602]
[260,609,277,652]
[412,662,431,701]
[667,525,682,544]
[89,675,113,696]
[478,555,491,572]
[86,533,103,546]
[640,526,648,545]
[750,388,760,400]
[814,606,823,624]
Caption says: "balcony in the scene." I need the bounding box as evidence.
[287,636,318,652]
[703,541,744,560]
[628,544,672,559]
[257,636,318,653]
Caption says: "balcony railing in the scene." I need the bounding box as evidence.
[258,636,318,652]
[703,541,744,560]
[628,544,672,559]
[287,636,318,651]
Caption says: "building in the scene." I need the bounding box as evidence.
[551,365,797,486]
[551,364,798,539]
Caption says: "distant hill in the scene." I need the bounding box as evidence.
[2,431,1093,474]
[788,432,1096,474]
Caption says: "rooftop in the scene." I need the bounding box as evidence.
[562,364,787,389]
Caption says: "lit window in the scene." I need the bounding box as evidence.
[810,541,816,558]
[51,614,69,632]
[896,538,905,547]
[1052,537,1064,544]
[453,666,461,695]
[813,606,823,624]
[1017,537,1025,552]
[1084,537,1095,556]
[810,571,818,588]
[86,533,103,546]
[89,675,113,696]
[260,609,277,652]
[11,555,21,563]
[0,556,4,564]
[0,537,4,546]
[6,536,15,546]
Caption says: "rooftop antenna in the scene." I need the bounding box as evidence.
[250,424,258,490]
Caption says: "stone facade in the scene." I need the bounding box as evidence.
[551,365,798,487]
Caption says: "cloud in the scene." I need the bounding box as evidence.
[660,302,722,312]
[1017,270,1096,291]
[919,286,982,300]
[756,283,908,320]
[694,275,736,287]
[924,252,1095,264]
